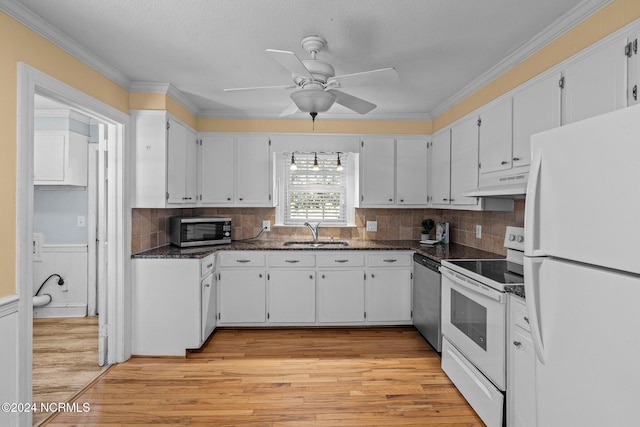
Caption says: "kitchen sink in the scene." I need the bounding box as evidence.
[282,240,349,248]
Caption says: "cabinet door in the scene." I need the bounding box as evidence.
[268,270,316,323]
[318,270,365,322]
[236,136,271,205]
[218,269,266,323]
[509,328,536,427]
[396,138,428,205]
[200,135,235,203]
[429,130,451,206]
[450,117,479,206]
[479,98,513,174]
[184,126,198,202]
[366,269,412,322]
[512,73,562,167]
[166,118,189,204]
[201,274,216,342]
[360,138,395,205]
[34,131,66,182]
[563,37,627,125]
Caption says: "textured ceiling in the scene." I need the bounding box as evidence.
[17,0,597,119]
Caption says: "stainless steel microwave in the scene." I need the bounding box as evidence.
[170,217,232,247]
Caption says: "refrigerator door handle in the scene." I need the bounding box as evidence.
[524,150,545,256]
[524,257,546,364]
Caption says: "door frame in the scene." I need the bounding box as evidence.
[15,63,131,425]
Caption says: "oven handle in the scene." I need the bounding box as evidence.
[441,267,505,303]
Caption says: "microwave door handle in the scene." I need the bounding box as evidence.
[524,257,546,364]
[441,268,505,303]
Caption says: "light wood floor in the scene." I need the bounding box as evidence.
[33,316,108,426]
[46,327,483,426]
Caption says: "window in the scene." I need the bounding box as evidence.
[282,152,350,226]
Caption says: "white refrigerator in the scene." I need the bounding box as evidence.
[524,103,640,426]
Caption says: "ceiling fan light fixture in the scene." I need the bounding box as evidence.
[290,89,337,114]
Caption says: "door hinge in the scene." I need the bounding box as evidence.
[626,41,635,57]
[364,312,367,319]
[267,273,270,280]
[411,310,413,318]
[633,85,638,101]
[411,272,413,280]
[199,194,202,201]
[364,273,367,280]
[269,194,272,201]
[267,312,270,319]
[218,313,220,320]
[360,195,364,202]
[477,118,481,127]
[361,140,364,147]
[478,162,482,169]
[166,192,169,200]
[559,76,565,89]
[166,120,170,129]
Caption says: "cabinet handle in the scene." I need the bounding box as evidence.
[236,259,251,263]
[204,284,210,288]
[513,341,522,348]
[501,161,508,165]
[206,263,213,268]
[442,198,448,201]
[322,274,325,279]
[523,316,529,324]
[309,275,313,279]
[334,259,349,263]
[259,273,263,278]
[285,260,300,263]
[400,199,404,202]
[227,197,232,201]
[383,259,397,263]
[513,157,520,162]
[388,198,393,202]
[239,197,244,201]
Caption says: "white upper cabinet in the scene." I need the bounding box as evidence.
[166,118,197,204]
[34,130,88,186]
[360,137,395,206]
[199,134,272,206]
[450,117,479,206]
[396,138,429,205]
[429,129,451,206]
[478,98,513,174]
[563,36,628,125]
[512,72,562,167]
[132,110,198,208]
[360,136,429,207]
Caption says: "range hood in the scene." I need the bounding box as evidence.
[463,171,528,199]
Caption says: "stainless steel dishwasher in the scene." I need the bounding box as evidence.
[413,253,442,352]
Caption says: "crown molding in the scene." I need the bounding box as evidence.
[0,0,131,90]
[198,109,431,121]
[130,81,200,116]
[430,0,612,118]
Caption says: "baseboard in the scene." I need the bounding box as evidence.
[33,303,87,318]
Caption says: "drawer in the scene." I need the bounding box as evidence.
[317,252,365,267]
[512,297,531,332]
[200,254,215,277]
[367,252,412,267]
[218,252,265,267]
[268,253,315,267]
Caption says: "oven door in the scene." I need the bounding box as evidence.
[441,266,506,390]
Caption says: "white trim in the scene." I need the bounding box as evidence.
[431,0,612,118]
[0,0,130,90]
[0,295,19,318]
[197,109,431,121]
[16,63,131,426]
[130,81,200,116]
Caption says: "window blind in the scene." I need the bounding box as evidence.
[284,153,348,225]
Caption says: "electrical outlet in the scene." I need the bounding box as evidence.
[366,221,378,232]
[262,220,271,232]
[476,224,482,239]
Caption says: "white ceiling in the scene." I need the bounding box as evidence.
[13,0,607,120]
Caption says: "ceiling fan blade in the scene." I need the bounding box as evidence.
[223,84,295,92]
[266,49,313,79]
[327,89,377,114]
[327,67,399,88]
[279,101,299,117]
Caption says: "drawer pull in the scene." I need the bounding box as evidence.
[236,259,251,263]
[206,263,213,268]
[523,316,529,324]
[513,341,522,348]
[383,259,397,263]
[285,259,300,263]
[334,259,349,263]
[309,275,313,279]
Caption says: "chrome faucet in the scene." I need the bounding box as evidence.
[303,221,321,242]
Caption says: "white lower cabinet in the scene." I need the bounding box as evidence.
[218,269,266,324]
[133,254,215,356]
[508,295,536,427]
[268,269,316,323]
[366,269,412,322]
[318,270,366,323]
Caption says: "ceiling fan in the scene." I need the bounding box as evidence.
[224,35,400,121]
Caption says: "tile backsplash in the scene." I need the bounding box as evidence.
[132,200,524,256]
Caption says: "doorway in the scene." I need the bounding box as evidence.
[16,64,131,426]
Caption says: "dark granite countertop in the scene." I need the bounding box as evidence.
[132,240,501,263]
[505,284,526,299]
